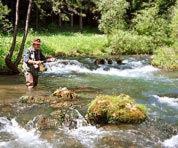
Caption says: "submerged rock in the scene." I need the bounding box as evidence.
[50,108,79,129]
[33,108,81,130]
[19,96,47,104]
[94,59,106,65]
[86,94,147,125]
[18,88,84,130]
[35,115,58,130]
[19,87,78,105]
[0,104,15,118]
[52,87,77,100]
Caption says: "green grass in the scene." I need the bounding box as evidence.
[0,30,107,68]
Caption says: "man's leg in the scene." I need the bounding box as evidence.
[25,72,34,89]
[33,75,38,87]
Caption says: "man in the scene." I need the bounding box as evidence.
[23,38,55,89]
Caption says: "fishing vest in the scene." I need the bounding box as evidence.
[23,47,41,73]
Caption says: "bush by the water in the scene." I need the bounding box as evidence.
[86,94,147,125]
[152,47,178,70]
[109,30,155,54]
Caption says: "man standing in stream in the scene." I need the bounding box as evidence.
[23,38,55,89]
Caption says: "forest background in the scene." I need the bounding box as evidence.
[0,0,178,73]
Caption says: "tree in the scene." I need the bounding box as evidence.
[95,0,128,34]
[5,0,33,74]
[0,0,11,33]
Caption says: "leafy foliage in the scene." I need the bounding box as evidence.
[152,47,178,70]
[0,1,12,34]
[132,5,172,47]
[109,30,155,54]
[96,0,129,34]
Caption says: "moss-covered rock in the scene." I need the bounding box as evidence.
[86,94,147,125]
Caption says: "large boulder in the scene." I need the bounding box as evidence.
[86,94,147,124]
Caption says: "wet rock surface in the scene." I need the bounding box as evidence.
[18,88,82,130]
[35,115,58,130]
[52,87,77,100]
[0,104,15,118]
[137,118,178,141]
[94,58,122,65]
[19,87,78,105]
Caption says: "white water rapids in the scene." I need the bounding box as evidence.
[0,57,178,147]
[44,58,159,78]
[0,117,52,148]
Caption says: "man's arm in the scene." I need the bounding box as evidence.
[23,49,42,65]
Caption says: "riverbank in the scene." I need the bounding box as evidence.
[1,29,178,72]
[0,29,107,70]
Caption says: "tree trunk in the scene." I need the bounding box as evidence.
[15,0,32,66]
[71,13,73,28]
[79,10,83,31]
[5,0,20,74]
[58,13,62,28]
[36,4,39,29]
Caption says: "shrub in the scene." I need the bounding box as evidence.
[0,1,12,34]
[96,0,128,34]
[132,5,172,47]
[170,1,178,42]
[109,30,155,54]
[152,47,178,70]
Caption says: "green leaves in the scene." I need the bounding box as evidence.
[0,0,12,34]
[96,0,128,34]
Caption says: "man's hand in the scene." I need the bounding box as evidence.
[47,57,56,62]
[28,59,43,65]
[34,60,43,65]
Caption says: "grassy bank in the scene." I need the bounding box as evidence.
[0,30,107,69]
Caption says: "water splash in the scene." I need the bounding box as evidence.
[153,95,178,107]
[163,134,178,147]
[0,117,52,148]
[64,109,107,148]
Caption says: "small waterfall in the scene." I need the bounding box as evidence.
[44,58,158,78]
[0,117,52,148]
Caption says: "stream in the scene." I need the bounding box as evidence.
[0,56,178,148]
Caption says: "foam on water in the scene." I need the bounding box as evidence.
[44,59,158,78]
[153,95,178,107]
[92,65,157,77]
[0,117,52,148]
[163,134,178,147]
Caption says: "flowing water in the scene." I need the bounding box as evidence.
[0,56,178,148]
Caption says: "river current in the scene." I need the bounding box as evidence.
[0,56,178,148]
